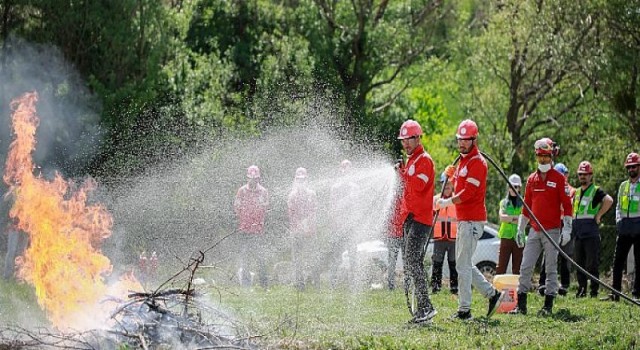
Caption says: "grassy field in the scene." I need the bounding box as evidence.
[216,284,639,349]
[0,277,638,349]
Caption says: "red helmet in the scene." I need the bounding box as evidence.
[247,165,261,179]
[577,161,593,174]
[456,119,479,139]
[397,120,423,139]
[625,152,640,167]
[534,137,557,156]
[295,167,308,179]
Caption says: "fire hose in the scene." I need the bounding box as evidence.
[480,151,640,308]
[403,155,461,316]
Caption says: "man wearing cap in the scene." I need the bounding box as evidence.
[287,167,318,291]
[609,152,640,301]
[496,174,524,275]
[234,165,270,288]
[437,119,504,320]
[510,138,573,316]
[431,173,458,294]
[539,163,576,296]
[572,161,613,298]
[396,119,437,323]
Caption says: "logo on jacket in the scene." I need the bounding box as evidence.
[408,164,415,176]
[460,166,468,177]
[547,181,556,188]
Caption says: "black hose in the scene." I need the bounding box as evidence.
[403,155,461,316]
[480,151,640,307]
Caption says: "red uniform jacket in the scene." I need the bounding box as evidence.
[388,195,404,238]
[399,145,436,226]
[234,183,269,234]
[523,169,573,231]
[287,185,317,236]
[453,146,487,221]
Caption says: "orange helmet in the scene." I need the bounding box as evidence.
[577,161,593,174]
[534,137,557,157]
[456,119,479,139]
[397,120,423,139]
[625,152,640,167]
[247,165,261,179]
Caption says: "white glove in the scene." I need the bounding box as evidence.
[560,215,572,246]
[516,215,529,248]
[436,197,453,209]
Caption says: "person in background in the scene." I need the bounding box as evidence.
[496,174,524,275]
[571,161,613,298]
[386,188,404,290]
[510,138,572,316]
[234,165,270,288]
[431,173,458,295]
[396,119,437,324]
[438,119,504,320]
[539,163,575,296]
[608,152,640,301]
[287,167,318,291]
[2,189,28,281]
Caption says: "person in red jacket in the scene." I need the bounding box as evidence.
[234,165,269,287]
[438,119,504,320]
[431,173,458,294]
[396,119,437,324]
[509,138,573,316]
[386,189,404,290]
[287,167,318,290]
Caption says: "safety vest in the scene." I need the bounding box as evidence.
[573,184,601,220]
[619,180,640,218]
[433,195,457,240]
[498,197,522,239]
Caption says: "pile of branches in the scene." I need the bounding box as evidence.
[0,251,257,349]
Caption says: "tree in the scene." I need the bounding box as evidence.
[305,0,446,125]
[460,0,603,174]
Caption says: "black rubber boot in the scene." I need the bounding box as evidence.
[538,294,554,316]
[509,293,527,315]
[430,261,443,293]
[448,260,458,294]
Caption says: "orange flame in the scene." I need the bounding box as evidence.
[3,92,140,329]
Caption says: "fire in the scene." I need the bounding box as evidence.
[3,92,141,329]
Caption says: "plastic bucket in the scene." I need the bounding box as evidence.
[493,274,519,313]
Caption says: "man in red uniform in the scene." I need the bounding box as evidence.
[438,119,504,320]
[510,138,573,315]
[287,167,318,290]
[234,165,269,287]
[396,119,437,323]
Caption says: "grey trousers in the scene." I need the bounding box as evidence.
[518,228,561,295]
[456,221,495,312]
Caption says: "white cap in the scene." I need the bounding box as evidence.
[508,174,522,186]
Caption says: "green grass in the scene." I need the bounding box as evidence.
[216,284,640,349]
[0,279,47,326]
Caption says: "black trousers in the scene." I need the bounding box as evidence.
[575,236,601,295]
[403,216,432,311]
[612,234,640,296]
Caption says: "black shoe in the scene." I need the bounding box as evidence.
[431,287,441,294]
[450,287,458,295]
[590,291,598,298]
[558,287,568,296]
[451,310,472,320]
[410,306,438,324]
[538,285,546,296]
[487,289,505,317]
[508,293,527,315]
[600,293,620,302]
[576,288,586,298]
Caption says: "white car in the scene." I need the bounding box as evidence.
[341,223,503,285]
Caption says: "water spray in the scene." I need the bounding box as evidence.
[480,151,640,308]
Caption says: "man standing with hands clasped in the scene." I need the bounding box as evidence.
[509,138,573,316]
[437,119,504,320]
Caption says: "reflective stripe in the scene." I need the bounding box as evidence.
[417,173,429,184]
[575,214,596,219]
[467,177,480,187]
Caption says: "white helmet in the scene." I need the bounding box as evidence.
[508,174,522,187]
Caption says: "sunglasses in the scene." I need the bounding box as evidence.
[627,165,639,170]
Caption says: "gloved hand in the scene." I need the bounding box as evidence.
[436,197,453,209]
[516,215,529,248]
[394,158,404,171]
[560,215,572,246]
[444,165,456,178]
